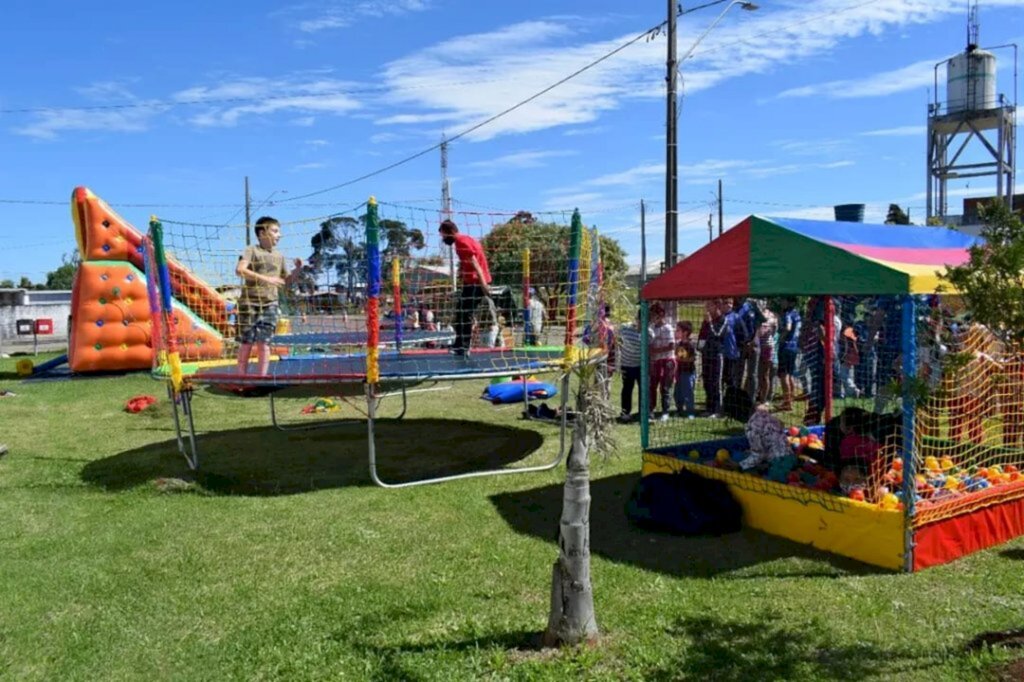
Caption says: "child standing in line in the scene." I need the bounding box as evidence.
[648,302,676,421]
[235,216,303,376]
[616,310,643,423]
[673,320,697,417]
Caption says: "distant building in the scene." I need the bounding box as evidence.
[0,288,72,346]
[625,260,667,290]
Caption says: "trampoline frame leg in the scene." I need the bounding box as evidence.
[170,387,200,471]
[366,373,571,489]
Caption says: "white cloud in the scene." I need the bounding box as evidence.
[177,77,362,127]
[468,149,577,170]
[289,162,327,172]
[290,0,432,33]
[12,80,164,139]
[861,125,926,137]
[375,0,1024,142]
[306,139,330,147]
[776,58,937,100]
[585,163,663,188]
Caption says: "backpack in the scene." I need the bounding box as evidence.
[625,471,743,536]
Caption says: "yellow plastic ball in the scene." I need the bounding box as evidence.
[878,493,901,511]
[688,450,700,461]
[715,449,730,463]
[16,358,33,377]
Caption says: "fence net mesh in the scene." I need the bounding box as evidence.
[640,294,1024,524]
[145,200,609,383]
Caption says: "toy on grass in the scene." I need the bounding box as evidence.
[302,397,341,414]
[16,359,33,377]
[124,395,158,413]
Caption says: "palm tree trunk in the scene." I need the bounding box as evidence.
[544,384,599,647]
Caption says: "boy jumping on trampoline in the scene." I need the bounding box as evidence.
[439,218,493,355]
[236,216,303,375]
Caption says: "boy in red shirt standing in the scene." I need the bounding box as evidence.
[439,219,493,355]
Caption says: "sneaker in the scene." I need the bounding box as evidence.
[448,346,467,356]
[616,413,632,424]
[659,413,670,422]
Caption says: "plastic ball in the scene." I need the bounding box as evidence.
[849,488,866,502]
[940,456,955,471]
[715,449,730,463]
[688,449,700,461]
[788,426,800,437]
[878,493,901,511]
[924,456,940,471]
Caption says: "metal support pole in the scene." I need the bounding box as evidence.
[640,300,650,449]
[640,199,647,293]
[901,294,917,572]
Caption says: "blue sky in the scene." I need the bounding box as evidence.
[2,0,1023,284]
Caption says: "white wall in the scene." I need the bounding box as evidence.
[0,302,71,345]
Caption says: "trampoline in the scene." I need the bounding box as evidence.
[150,198,604,488]
[271,329,454,348]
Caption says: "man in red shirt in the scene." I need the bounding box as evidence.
[439,219,493,354]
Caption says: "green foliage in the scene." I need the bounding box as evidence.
[309,216,364,292]
[0,278,14,288]
[44,252,79,290]
[942,201,1024,343]
[884,203,911,225]
[480,217,628,311]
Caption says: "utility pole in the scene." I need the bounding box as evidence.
[665,0,679,269]
[717,178,724,237]
[708,212,713,243]
[640,199,647,292]
[441,135,452,217]
[441,135,455,290]
[244,176,252,246]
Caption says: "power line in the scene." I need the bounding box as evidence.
[278,19,675,204]
[0,77,512,116]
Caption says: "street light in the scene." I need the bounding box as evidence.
[665,0,758,267]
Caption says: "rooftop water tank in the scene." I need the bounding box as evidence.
[834,204,865,223]
[947,48,997,114]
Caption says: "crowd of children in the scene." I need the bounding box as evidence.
[613,295,961,427]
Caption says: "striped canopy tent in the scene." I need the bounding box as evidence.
[641,215,980,299]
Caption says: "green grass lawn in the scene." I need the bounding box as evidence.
[1,353,1022,681]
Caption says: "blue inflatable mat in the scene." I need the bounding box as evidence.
[483,381,558,404]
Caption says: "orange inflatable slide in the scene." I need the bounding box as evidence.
[68,187,227,372]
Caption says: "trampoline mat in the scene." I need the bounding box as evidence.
[194,348,565,386]
[273,329,454,347]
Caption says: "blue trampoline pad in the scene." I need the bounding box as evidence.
[272,329,454,347]
[194,348,566,386]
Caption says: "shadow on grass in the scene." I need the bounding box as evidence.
[359,614,932,680]
[637,614,935,681]
[1000,548,1024,561]
[81,419,546,496]
[491,473,883,578]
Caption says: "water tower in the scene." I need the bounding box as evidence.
[926,3,1017,223]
